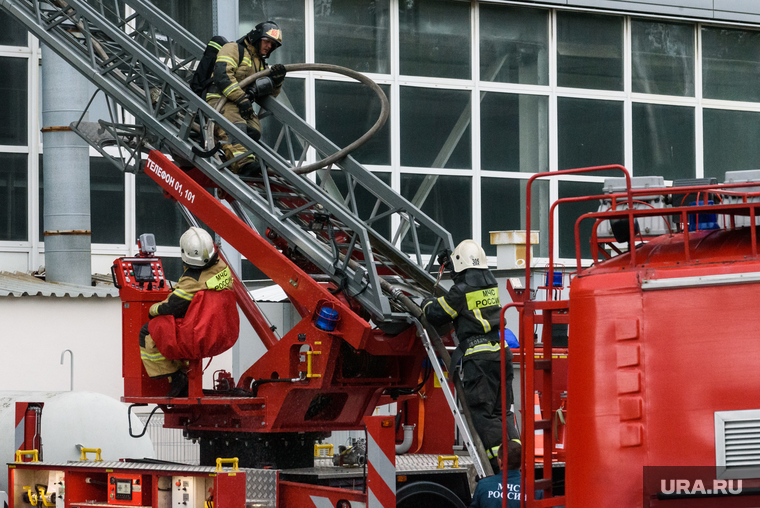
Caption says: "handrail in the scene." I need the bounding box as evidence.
[79,447,102,461]
[572,197,760,269]
[525,165,632,301]
[526,173,760,280]
[215,457,239,472]
[500,302,523,508]
[15,449,39,463]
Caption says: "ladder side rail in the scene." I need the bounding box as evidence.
[540,309,555,498]
[261,96,453,291]
[523,304,538,506]
[207,162,393,318]
[415,321,488,479]
[119,0,205,58]
[262,96,455,251]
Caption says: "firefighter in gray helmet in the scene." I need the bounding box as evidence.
[205,20,286,175]
[422,239,519,472]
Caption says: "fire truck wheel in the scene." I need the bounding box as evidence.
[396,480,467,508]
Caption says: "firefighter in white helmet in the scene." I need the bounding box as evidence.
[422,239,519,472]
[138,227,232,397]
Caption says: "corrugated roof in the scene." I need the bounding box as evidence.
[249,284,288,302]
[0,271,119,298]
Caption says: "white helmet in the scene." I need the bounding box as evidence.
[451,239,488,272]
[180,227,216,267]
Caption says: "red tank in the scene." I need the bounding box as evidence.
[567,226,760,506]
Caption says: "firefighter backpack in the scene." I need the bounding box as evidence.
[189,36,246,97]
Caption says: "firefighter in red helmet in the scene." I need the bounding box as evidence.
[205,21,286,175]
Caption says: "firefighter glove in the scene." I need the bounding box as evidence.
[421,297,436,313]
[270,63,287,85]
[437,248,453,272]
[237,98,254,120]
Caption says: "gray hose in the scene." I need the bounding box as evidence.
[206,63,389,175]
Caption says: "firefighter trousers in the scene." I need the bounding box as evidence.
[139,322,183,378]
[207,97,261,173]
[462,353,519,472]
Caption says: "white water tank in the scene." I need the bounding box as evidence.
[0,391,154,492]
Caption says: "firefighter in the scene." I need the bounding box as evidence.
[139,227,232,397]
[206,20,286,175]
[470,442,543,507]
[422,239,519,472]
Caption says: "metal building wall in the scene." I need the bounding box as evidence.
[510,0,760,23]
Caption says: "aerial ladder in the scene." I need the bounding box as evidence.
[0,0,494,477]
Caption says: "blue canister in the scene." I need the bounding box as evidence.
[545,271,563,287]
[688,201,720,232]
[315,307,340,331]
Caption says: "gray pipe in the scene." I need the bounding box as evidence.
[42,46,91,285]
[395,424,415,455]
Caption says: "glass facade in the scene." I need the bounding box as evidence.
[315,81,390,165]
[479,5,549,86]
[398,0,470,80]
[632,103,695,181]
[6,1,760,272]
[702,26,760,102]
[0,154,27,241]
[558,98,624,173]
[315,0,390,74]
[631,20,694,97]
[557,12,624,91]
[400,87,471,169]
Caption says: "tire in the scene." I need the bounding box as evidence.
[396,480,468,508]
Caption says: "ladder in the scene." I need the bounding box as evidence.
[0,0,496,476]
[0,0,453,327]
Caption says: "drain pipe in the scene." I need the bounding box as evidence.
[41,47,91,285]
[395,424,416,455]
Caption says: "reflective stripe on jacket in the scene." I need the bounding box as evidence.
[149,259,231,318]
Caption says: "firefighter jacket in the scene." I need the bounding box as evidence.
[207,39,282,105]
[149,257,232,319]
[147,257,239,360]
[423,268,509,360]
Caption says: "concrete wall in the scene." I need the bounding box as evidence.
[514,0,760,23]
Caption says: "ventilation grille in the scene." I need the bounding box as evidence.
[715,410,760,478]
[724,418,760,467]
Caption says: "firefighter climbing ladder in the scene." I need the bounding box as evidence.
[0,0,490,478]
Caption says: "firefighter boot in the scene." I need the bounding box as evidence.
[236,156,261,177]
[167,370,189,398]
